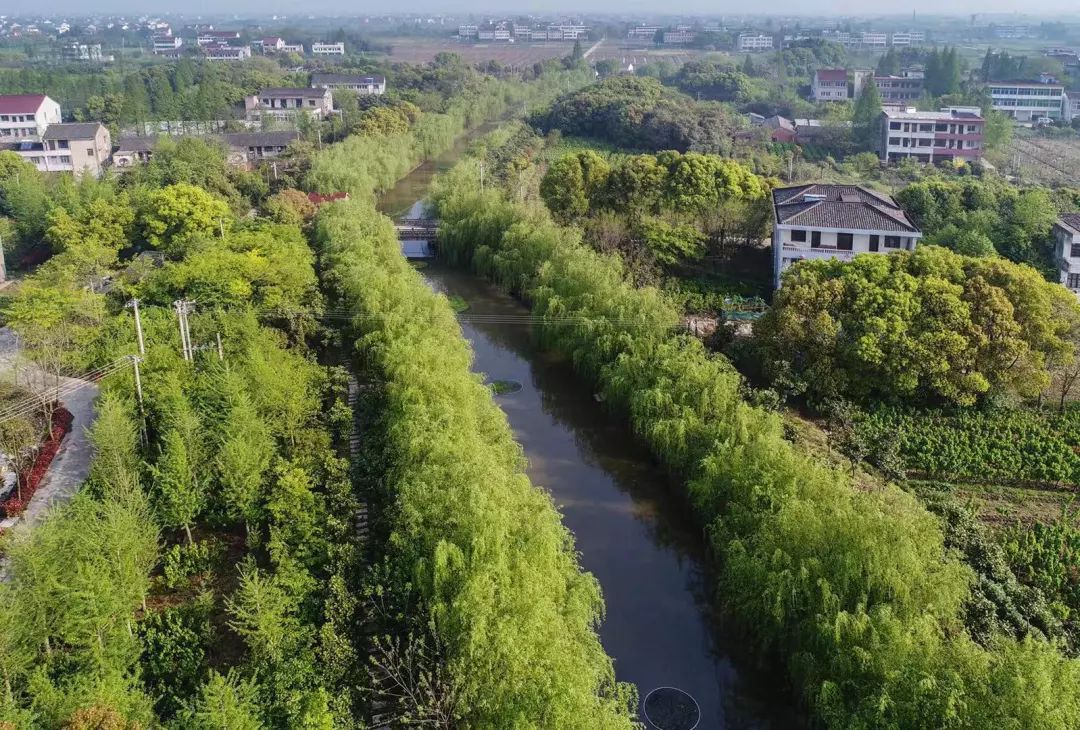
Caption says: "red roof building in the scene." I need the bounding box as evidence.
[0,94,62,142]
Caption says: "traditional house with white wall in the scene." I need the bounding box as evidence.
[1054,214,1080,293]
[772,184,922,288]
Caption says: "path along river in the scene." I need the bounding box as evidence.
[376,131,799,730]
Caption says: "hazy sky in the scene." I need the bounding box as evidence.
[21,0,1080,18]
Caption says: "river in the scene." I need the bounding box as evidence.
[376,134,799,730]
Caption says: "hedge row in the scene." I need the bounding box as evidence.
[314,199,636,728]
[431,159,1080,729]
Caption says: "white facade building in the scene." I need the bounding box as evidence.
[311,73,386,96]
[879,107,984,164]
[812,69,849,101]
[1054,215,1080,293]
[771,184,921,288]
[0,94,61,142]
[989,80,1066,122]
[245,88,333,122]
[737,33,773,52]
[311,42,345,56]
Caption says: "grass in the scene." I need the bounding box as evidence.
[489,379,522,395]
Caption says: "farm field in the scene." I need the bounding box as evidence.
[1007,132,1080,187]
[378,37,708,68]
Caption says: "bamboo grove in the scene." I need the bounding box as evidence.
[430,158,1080,728]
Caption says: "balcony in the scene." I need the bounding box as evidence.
[782,245,856,261]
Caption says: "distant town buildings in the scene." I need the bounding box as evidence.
[771,184,922,288]
[204,45,252,61]
[662,30,695,45]
[1053,214,1080,294]
[878,107,984,164]
[737,33,773,52]
[310,73,386,96]
[197,30,241,46]
[627,25,660,42]
[245,88,334,122]
[0,94,62,142]
[152,32,182,54]
[62,42,104,61]
[459,20,589,42]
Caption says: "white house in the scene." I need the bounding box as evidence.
[245,88,333,122]
[989,79,1066,122]
[737,33,773,52]
[311,42,345,56]
[310,73,386,96]
[811,69,849,101]
[772,184,922,288]
[1054,214,1080,293]
[0,94,61,142]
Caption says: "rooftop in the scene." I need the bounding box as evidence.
[773,184,920,234]
[882,107,983,121]
[0,94,49,114]
[989,79,1065,88]
[311,72,386,85]
[1059,214,1080,235]
[258,87,330,98]
[815,68,847,82]
[42,122,104,140]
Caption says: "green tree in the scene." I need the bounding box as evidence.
[852,77,883,151]
[137,183,231,257]
[185,671,264,730]
[151,427,203,544]
[217,395,274,535]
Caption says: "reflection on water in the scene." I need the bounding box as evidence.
[423,266,799,729]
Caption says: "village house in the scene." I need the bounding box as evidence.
[0,94,62,142]
[245,88,333,122]
[771,184,922,288]
[1054,214,1080,294]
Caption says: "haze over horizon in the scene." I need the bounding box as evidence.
[14,0,1080,19]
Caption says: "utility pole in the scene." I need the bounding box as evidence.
[130,355,144,407]
[173,299,194,361]
[126,298,145,355]
[216,332,224,361]
[479,162,484,193]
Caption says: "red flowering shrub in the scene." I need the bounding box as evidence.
[1,405,74,519]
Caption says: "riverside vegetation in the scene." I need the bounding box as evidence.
[430,151,1080,728]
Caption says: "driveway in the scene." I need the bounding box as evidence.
[0,327,99,528]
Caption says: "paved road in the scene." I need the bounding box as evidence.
[0,328,99,529]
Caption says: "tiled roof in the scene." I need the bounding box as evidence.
[0,94,48,114]
[772,184,920,233]
[42,122,103,140]
[1059,214,1080,235]
[311,73,385,85]
[115,136,156,152]
[816,68,847,82]
[219,131,300,148]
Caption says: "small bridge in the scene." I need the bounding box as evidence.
[395,218,439,259]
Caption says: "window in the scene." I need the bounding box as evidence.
[1069,274,1080,290]
[889,121,901,130]
[837,233,854,250]
[87,148,94,156]
[1071,243,1080,258]
[889,137,901,145]
[811,231,821,248]
[885,236,902,249]
[918,139,932,146]
[790,229,807,242]
[934,139,947,147]
[869,235,880,252]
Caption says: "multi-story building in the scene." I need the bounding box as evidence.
[737,33,773,52]
[993,25,1037,39]
[1054,214,1080,294]
[812,69,849,101]
[204,45,251,61]
[1064,91,1080,123]
[771,184,921,288]
[311,42,345,55]
[458,25,478,38]
[258,37,286,52]
[245,88,333,122]
[874,73,924,103]
[38,122,111,176]
[197,30,241,46]
[152,33,182,54]
[860,32,888,48]
[989,79,1066,122]
[662,30,695,44]
[281,43,304,54]
[627,25,660,41]
[311,73,386,96]
[0,94,61,142]
[890,31,924,47]
[62,43,103,61]
[878,107,984,164]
